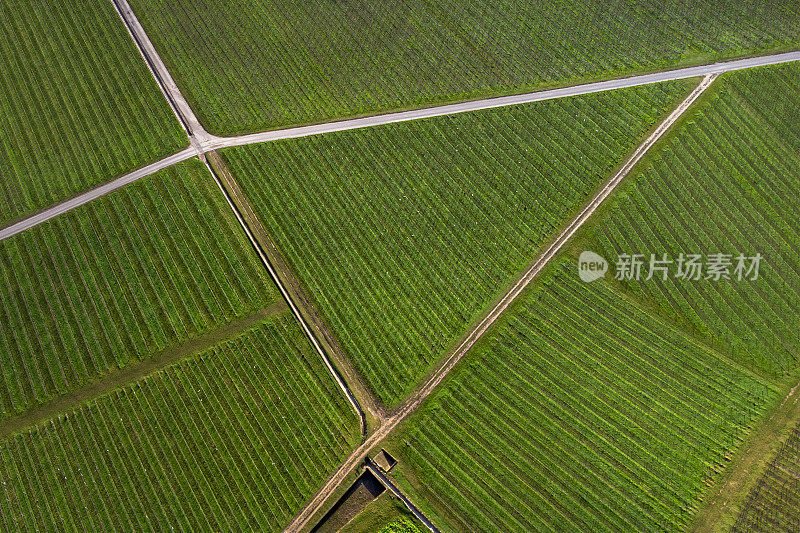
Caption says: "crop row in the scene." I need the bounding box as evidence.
[395,265,776,531]
[221,81,694,406]
[591,62,800,378]
[0,314,359,531]
[128,0,800,134]
[0,160,276,420]
[0,0,186,227]
[731,62,800,152]
[734,424,800,532]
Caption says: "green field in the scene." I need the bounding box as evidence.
[0,314,360,530]
[0,159,276,420]
[127,0,799,134]
[390,263,777,531]
[220,80,694,406]
[734,424,800,532]
[385,62,800,532]
[0,0,186,228]
[587,62,800,378]
[379,517,423,533]
[2,2,798,528]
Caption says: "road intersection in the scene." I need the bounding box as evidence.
[2,51,799,242]
[4,6,800,529]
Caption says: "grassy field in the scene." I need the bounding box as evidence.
[220,80,694,407]
[587,62,800,379]
[378,517,424,533]
[389,263,777,531]
[733,424,800,532]
[0,313,360,531]
[127,0,800,134]
[0,0,186,227]
[0,159,276,420]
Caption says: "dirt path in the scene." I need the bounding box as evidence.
[0,302,287,439]
[284,74,717,533]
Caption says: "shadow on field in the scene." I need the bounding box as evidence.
[312,468,387,532]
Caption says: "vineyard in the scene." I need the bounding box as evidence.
[126,0,800,134]
[220,81,694,407]
[0,314,360,531]
[0,1,798,530]
[0,159,276,420]
[0,0,186,227]
[734,424,800,532]
[589,62,800,378]
[392,263,777,531]
[732,61,800,151]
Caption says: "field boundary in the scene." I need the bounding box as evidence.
[690,375,800,531]
[283,74,717,533]
[364,459,439,533]
[205,152,383,424]
[201,153,370,436]
[0,302,287,439]
[0,147,196,241]
[199,52,798,152]
[394,73,717,418]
